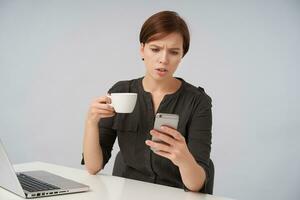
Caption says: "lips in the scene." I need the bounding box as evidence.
[155,67,168,77]
[155,68,168,72]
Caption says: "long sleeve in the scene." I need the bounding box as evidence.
[186,91,212,191]
[97,117,117,168]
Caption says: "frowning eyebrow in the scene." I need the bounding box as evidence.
[149,44,181,50]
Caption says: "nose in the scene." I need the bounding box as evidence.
[159,50,168,64]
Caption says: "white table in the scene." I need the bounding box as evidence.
[0,162,234,200]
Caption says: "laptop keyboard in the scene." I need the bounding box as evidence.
[17,173,61,192]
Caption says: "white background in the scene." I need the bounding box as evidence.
[1,1,299,199]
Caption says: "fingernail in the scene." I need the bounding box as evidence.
[160,126,165,130]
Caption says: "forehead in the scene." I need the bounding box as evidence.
[147,32,183,48]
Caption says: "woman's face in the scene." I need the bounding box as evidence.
[140,32,184,81]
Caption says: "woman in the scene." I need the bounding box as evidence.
[82,11,212,193]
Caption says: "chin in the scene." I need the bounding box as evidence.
[152,74,172,81]
[146,71,173,81]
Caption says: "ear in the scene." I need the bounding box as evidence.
[140,43,145,59]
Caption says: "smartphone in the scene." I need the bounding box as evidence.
[152,113,179,144]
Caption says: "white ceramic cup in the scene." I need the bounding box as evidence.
[107,93,137,113]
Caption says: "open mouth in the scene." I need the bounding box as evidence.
[156,68,168,72]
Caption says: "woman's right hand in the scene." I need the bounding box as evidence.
[86,95,115,124]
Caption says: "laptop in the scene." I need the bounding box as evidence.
[0,139,89,198]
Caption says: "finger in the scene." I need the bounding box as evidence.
[150,130,176,146]
[153,150,172,160]
[99,113,115,118]
[94,96,106,103]
[160,126,184,141]
[145,140,171,152]
[93,103,114,111]
[95,96,111,104]
[106,93,112,104]
[92,108,114,115]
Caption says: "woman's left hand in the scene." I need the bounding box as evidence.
[145,126,195,167]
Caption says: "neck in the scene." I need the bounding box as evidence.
[142,75,181,94]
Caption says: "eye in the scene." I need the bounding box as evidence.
[151,48,159,53]
[170,51,179,55]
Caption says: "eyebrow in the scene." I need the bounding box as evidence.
[149,44,181,50]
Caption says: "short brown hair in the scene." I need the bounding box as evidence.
[139,11,190,57]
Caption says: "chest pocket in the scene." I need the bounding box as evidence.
[112,113,139,166]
